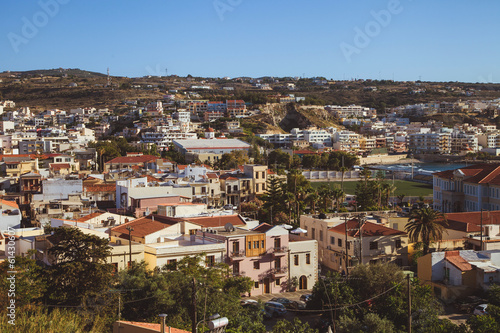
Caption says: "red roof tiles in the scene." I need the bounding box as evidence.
[111,215,179,238]
[329,220,406,237]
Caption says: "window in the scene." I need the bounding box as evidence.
[370,241,378,250]
[320,230,323,242]
[294,255,299,266]
[395,239,402,249]
[274,258,281,269]
[312,228,316,240]
[232,241,240,253]
[347,242,350,250]
[338,238,342,247]
[248,241,251,250]
[256,172,259,179]
[274,238,281,249]
[254,281,259,288]
[330,236,335,245]
[306,253,311,264]
[233,185,238,191]
[261,240,265,248]
[256,184,259,192]
[276,278,281,286]
[254,241,259,249]
[206,255,215,267]
[253,261,260,269]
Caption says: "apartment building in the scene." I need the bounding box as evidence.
[408,132,451,154]
[433,163,500,213]
[332,131,360,151]
[226,100,247,117]
[325,105,376,118]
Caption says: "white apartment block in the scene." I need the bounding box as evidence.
[325,105,376,118]
[408,132,451,154]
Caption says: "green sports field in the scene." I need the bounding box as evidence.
[310,180,433,197]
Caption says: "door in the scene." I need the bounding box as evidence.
[299,275,307,290]
[264,278,270,294]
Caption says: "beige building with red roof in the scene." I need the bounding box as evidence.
[326,220,408,272]
[418,250,500,301]
[105,153,158,172]
[433,163,500,213]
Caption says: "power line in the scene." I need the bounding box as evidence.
[286,281,403,313]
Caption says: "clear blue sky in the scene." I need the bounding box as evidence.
[2,0,499,82]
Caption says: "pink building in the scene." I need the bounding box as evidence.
[198,222,290,295]
[130,194,189,217]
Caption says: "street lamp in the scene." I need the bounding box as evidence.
[126,226,134,268]
[158,314,167,333]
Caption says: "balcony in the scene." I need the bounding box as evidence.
[272,246,288,256]
[272,266,288,277]
[228,250,246,261]
[232,270,246,277]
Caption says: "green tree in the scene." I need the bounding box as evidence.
[0,253,46,309]
[43,226,114,306]
[405,207,448,255]
[272,318,318,333]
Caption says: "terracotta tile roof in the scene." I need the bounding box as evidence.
[434,163,500,185]
[445,251,472,271]
[445,211,500,233]
[76,211,106,222]
[329,220,406,237]
[186,214,245,228]
[146,175,161,182]
[0,199,19,209]
[206,173,218,179]
[111,215,179,238]
[84,184,116,193]
[177,165,188,170]
[50,163,70,170]
[253,223,274,232]
[117,321,190,333]
[105,155,157,164]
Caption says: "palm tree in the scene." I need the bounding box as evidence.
[397,194,406,206]
[318,185,333,212]
[339,166,348,190]
[331,187,345,212]
[405,207,448,255]
[305,191,319,213]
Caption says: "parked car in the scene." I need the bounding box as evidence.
[223,204,237,210]
[473,304,488,316]
[270,297,295,309]
[241,299,259,307]
[300,294,312,302]
[454,296,486,313]
[264,301,287,317]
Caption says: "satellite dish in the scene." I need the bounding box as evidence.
[224,223,235,232]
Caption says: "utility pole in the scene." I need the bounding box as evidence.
[344,215,349,276]
[126,226,134,267]
[480,208,483,251]
[192,277,197,333]
[407,274,412,333]
[358,216,364,265]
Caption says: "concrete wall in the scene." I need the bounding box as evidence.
[42,179,83,201]
[289,238,318,290]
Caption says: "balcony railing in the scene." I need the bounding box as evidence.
[273,246,288,253]
[272,266,288,276]
[232,271,246,277]
[229,250,246,258]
